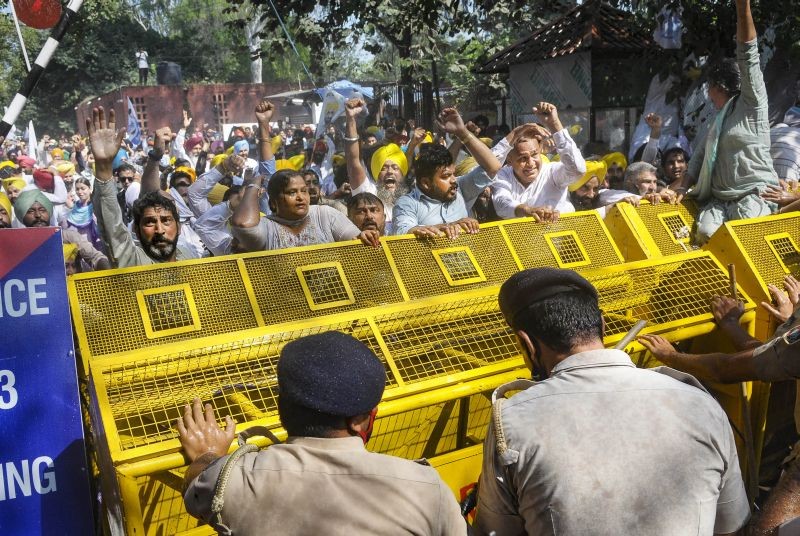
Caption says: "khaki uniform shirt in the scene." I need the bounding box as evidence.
[184,436,467,535]
[752,303,800,432]
[474,349,750,536]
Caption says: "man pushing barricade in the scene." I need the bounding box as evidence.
[473,268,751,535]
[177,331,467,535]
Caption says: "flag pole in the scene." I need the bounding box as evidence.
[0,0,85,139]
[8,0,32,72]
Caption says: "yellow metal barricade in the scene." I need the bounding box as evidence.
[704,212,800,339]
[604,199,699,261]
[69,217,767,534]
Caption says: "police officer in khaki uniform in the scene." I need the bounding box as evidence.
[475,268,750,536]
[177,331,467,535]
[641,289,800,534]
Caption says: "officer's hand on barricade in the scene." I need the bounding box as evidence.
[177,398,235,463]
[638,334,678,361]
[762,284,796,324]
[711,295,744,326]
[358,230,381,248]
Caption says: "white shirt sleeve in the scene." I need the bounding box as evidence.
[490,176,520,220]
[548,129,586,188]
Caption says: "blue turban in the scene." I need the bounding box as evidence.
[233,140,249,155]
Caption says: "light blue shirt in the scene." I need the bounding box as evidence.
[391,166,493,235]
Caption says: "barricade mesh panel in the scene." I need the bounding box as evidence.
[503,215,621,269]
[387,226,518,299]
[74,260,257,357]
[585,256,733,336]
[732,219,800,288]
[636,200,698,255]
[243,244,404,324]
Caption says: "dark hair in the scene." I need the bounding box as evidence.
[333,164,350,190]
[74,176,92,189]
[661,147,689,168]
[278,398,347,438]
[173,158,190,168]
[347,192,384,214]
[267,170,303,211]
[114,163,135,176]
[222,185,243,202]
[512,291,603,354]
[0,165,20,180]
[473,114,490,128]
[361,131,377,142]
[169,170,193,188]
[414,143,453,182]
[131,191,180,232]
[708,58,741,97]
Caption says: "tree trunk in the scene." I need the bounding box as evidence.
[244,10,265,84]
[398,30,415,121]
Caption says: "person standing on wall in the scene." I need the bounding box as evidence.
[135,48,149,85]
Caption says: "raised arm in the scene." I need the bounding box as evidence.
[532,102,586,187]
[256,100,275,162]
[436,108,501,178]
[230,165,263,229]
[640,113,662,165]
[736,0,756,43]
[140,127,171,197]
[344,98,369,189]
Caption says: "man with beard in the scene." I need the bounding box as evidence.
[392,107,502,238]
[88,106,191,267]
[491,102,586,223]
[344,98,409,234]
[14,189,110,271]
[347,192,386,235]
[568,161,607,211]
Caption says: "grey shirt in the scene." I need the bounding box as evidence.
[475,349,750,536]
[232,204,360,251]
[92,178,190,268]
[184,436,467,536]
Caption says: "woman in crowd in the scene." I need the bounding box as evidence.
[60,177,105,253]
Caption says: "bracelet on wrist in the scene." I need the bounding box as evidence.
[148,149,164,161]
[343,135,359,142]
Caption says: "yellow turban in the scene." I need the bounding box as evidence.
[0,160,17,171]
[540,154,550,165]
[210,154,227,169]
[173,166,197,183]
[3,177,26,194]
[569,161,608,192]
[365,126,380,135]
[55,162,76,176]
[63,243,79,262]
[602,152,627,172]
[0,192,11,217]
[424,132,434,144]
[455,157,477,177]
[479,137,493,147]
[370,143,408,181]
[271,135,282,154]
[332,154,345,167]
[207,183,229,206]
[50,148,64,159]
[288,154,305,171]
[275,159,293,171]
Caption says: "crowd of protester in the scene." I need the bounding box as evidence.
[2,0,800,533]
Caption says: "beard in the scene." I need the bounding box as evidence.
[141,235,178,262]
[377,180,409,207]
[0,220,10,229]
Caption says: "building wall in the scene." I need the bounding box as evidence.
[75,83,311,136]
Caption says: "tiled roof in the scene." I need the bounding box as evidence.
[475,0,653,74]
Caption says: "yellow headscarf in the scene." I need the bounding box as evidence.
[602,152,628,172]
[288,154,305,171]
[0,160,17,171]
[2,177,26,194]
[332,154,345,167]
[275,159,293,171]
[455,157,477,177]
[55,162,76,176]
[63,243,79,262]
[271,135,282,154]
[210,154,227,169]
[50,148,64,159]
[370,143,408,181]
[0,192,11,217]
[479,137,493,147]
[569,161,608,192]
[173,166,197,183]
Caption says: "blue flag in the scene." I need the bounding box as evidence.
[127,97,142,148]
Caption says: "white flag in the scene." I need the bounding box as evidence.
[27,120,38,162]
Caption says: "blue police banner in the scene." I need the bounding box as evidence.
[0,228,93,534]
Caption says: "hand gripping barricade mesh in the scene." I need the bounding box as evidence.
[68,215,762,535]
[604,199,699,261]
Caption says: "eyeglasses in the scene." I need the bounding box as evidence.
[118,175,135,183]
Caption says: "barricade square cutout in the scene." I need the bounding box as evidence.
[296,262,355,310]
